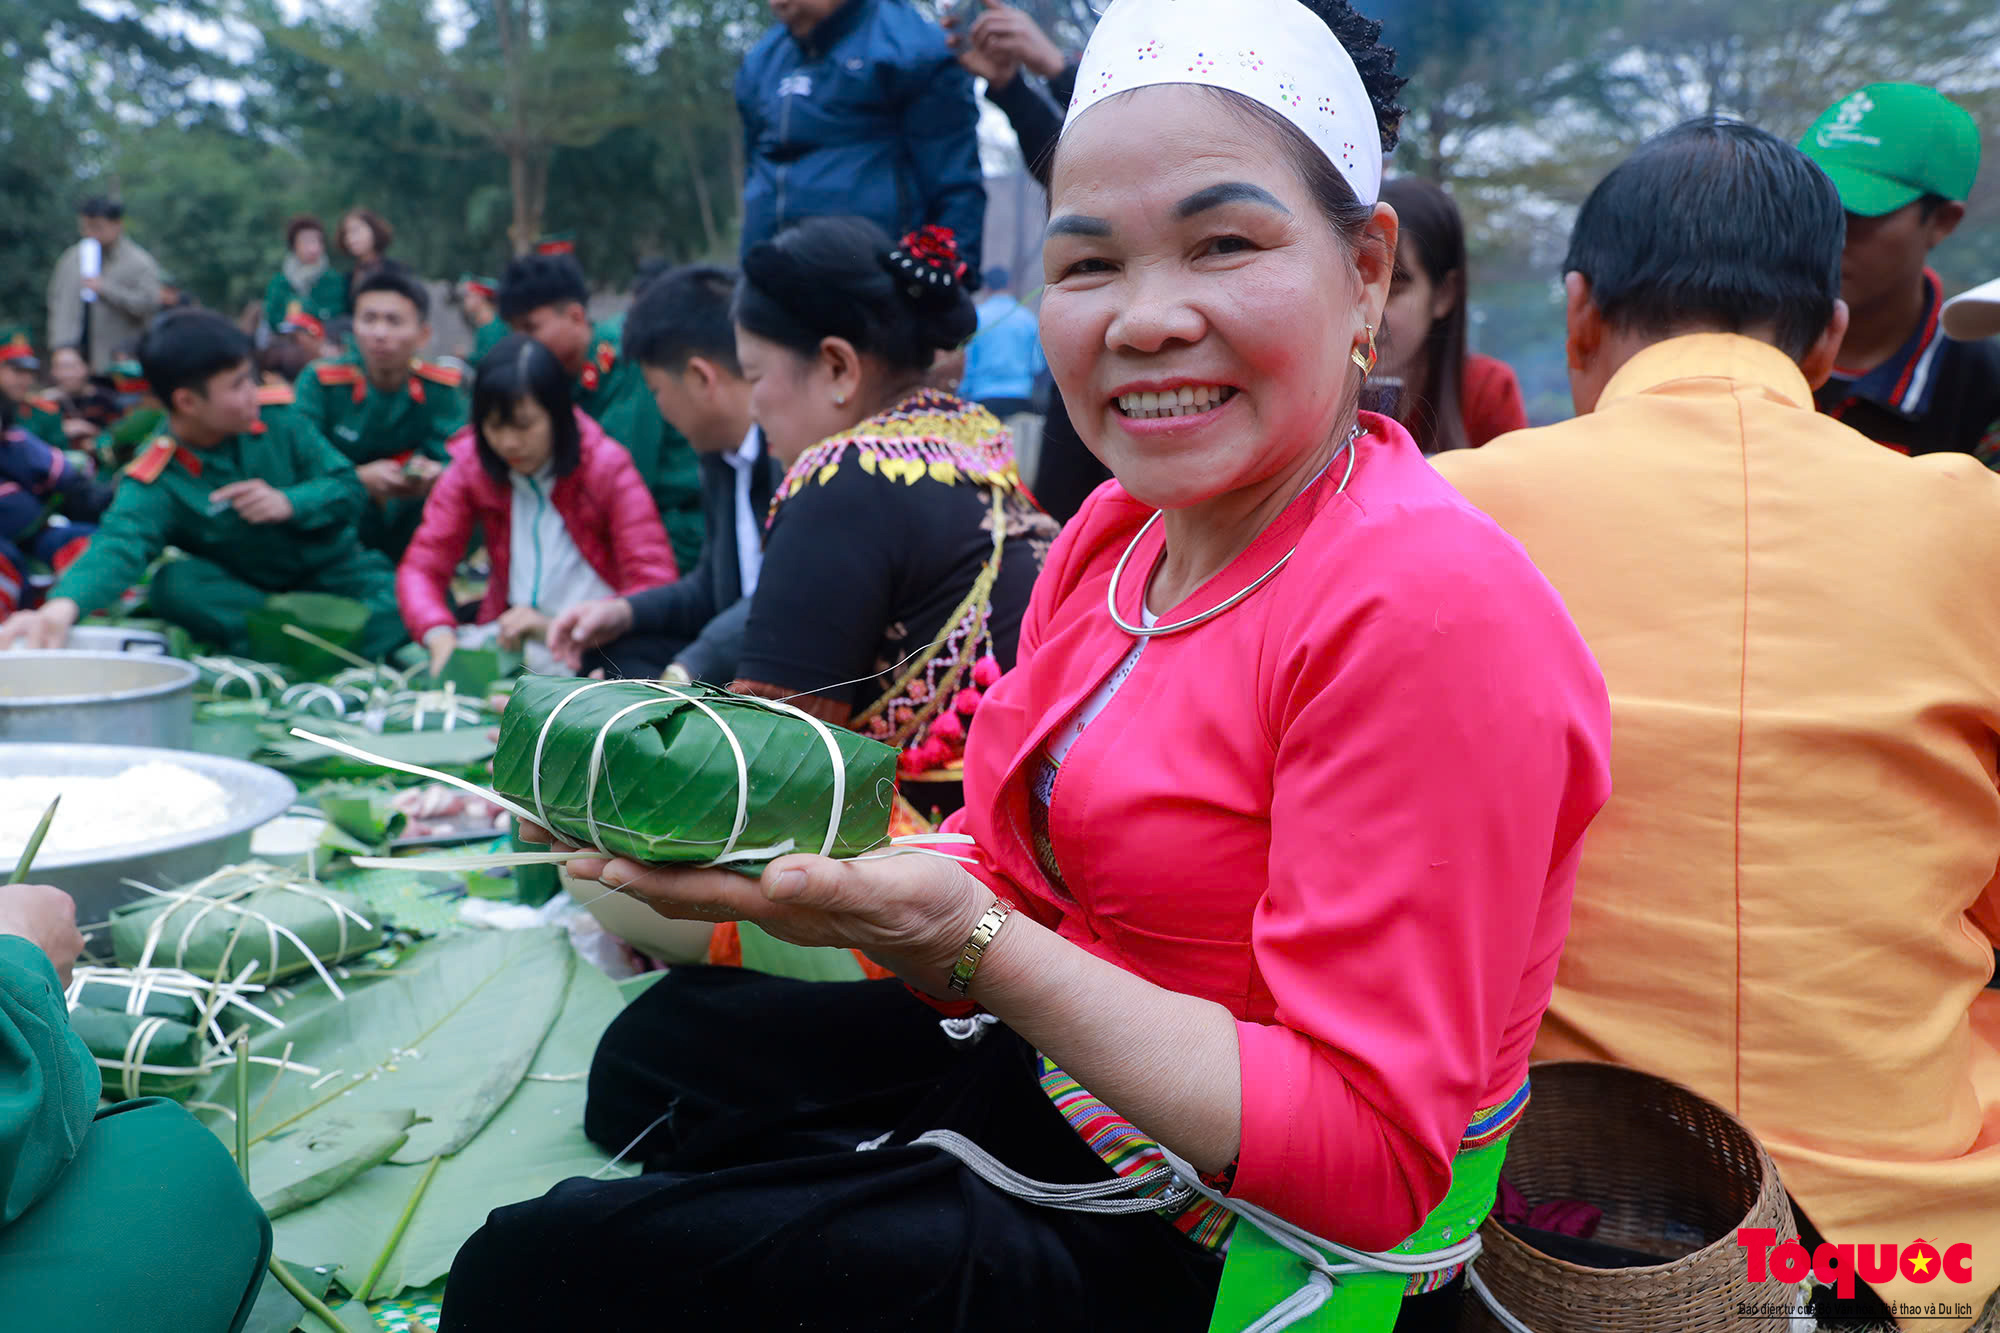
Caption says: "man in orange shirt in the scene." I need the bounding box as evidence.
[1437,120,2000,1331]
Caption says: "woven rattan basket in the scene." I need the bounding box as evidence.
[1462,1061,1801,1333]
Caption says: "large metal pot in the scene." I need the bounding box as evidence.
[0,651,198,749]
[0,743,296,923]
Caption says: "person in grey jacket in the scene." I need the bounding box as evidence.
[46,199,160,374]
[546,266,779,684]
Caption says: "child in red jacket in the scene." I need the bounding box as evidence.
[397,335,677,675]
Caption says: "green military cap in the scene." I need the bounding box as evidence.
[109,359,150,395]
[534,233,576,256]
[1801,83,1982,217]
[0,324,41,370]
[459,274,499,300]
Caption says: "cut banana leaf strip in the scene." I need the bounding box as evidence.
[270,956,632,1300]
[254,1109,420,1219]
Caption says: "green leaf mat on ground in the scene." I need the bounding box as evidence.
[254,1109,420,1219]
[491,675,898,868]
[242,1260,341,1333]
[196,928,573,1168]
[268,955,634,1301]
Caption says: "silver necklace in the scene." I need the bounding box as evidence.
[1105,425,1361,639]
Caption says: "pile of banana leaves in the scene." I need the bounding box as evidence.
[70,866,638,1315]
[192,655,503,779]
[196,927,636,1308]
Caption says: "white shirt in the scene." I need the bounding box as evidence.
[507,464,614,675]
[720,427,765,597]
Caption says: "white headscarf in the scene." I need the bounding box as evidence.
[1062,0,1384,206]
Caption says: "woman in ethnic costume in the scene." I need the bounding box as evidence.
[446,3,1611,1331]
[725,215,1056,802]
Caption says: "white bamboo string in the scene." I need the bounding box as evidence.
[123,865,375,999]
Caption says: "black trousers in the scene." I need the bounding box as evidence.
[442,969,1463,1332]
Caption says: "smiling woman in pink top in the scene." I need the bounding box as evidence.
[446,3,1612,1331]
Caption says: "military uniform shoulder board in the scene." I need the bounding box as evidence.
[124,435,178,485]
[257,382,297,407]
[412,361,464,389]
[312,362,364,386]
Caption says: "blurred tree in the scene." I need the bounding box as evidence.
[258,0,654,253]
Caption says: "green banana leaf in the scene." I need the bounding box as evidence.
[314,784,407,849]
[194,699,277,760]
[253,1108,419,1220]
[429,644,521,697]
[69,1008,208,1100]
[248,592,373,678]
[268,952,632,1300]
[241,1260,341,1333]
[70,978,200,1022]
[256,725,497,781]
[491,675,898,869]
[110,868,384,985]
[195,928,573,1166]
[736,921,868,983]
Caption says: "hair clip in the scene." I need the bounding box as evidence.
[882,226,967,300]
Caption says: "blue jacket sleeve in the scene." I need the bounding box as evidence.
[0,936,98,1229]
[897,49,987,279]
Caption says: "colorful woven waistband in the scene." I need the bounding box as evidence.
[1461,1076,1531,1153]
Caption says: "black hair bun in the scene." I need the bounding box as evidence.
[1297,0,1407,153]
[880,226,970,316]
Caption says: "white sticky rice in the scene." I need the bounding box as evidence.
[0,762,234,859]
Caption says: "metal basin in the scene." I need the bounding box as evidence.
[0,651,198,749]
[0,743,296,923]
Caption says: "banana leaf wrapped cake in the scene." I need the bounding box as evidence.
[491,676,900,869]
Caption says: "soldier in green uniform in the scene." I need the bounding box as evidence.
[292,268,467,561]
[91,359,166,474]
[497,252,704,570]
[460,274,507,363]
[0,327,66,448]
[263,214,348,335]
[0,310,403,658]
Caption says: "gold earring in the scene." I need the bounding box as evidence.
[1350,325,1378,377]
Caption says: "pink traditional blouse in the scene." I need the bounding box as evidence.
[945,414,1613,1250]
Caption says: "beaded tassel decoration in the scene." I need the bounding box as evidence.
[769,389,1028,778]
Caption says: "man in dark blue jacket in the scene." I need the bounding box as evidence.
[737,0,986,280]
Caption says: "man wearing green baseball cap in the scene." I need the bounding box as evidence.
[1800,83,2000,459]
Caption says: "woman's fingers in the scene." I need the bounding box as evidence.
[517,821,554,845]
[601,860,769,921]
